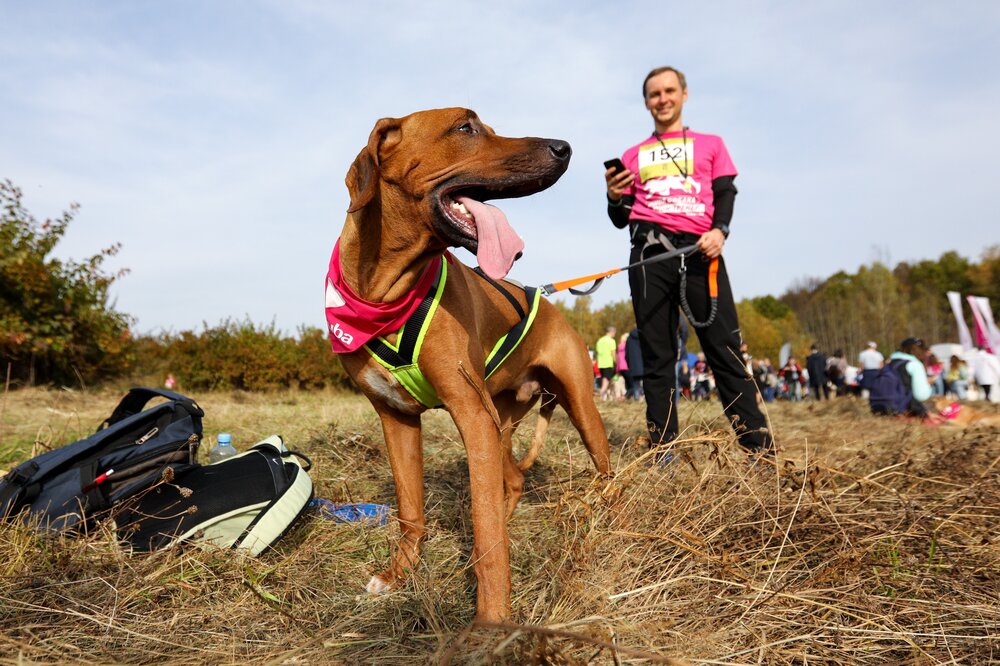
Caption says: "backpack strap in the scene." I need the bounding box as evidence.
[0,461,40,516]
[281,450,313,472]
[99,388,204,431]
[890,358,911,379]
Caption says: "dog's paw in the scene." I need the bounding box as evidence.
[365,575,391,595]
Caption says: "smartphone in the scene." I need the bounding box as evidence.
[604,158,626,175]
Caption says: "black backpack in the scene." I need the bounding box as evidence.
[869,358,924,416]
[0,387,203,533]
[115,435,314,555]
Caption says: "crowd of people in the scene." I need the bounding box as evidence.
[767,341,1000,407]
[748,347,858,403]
[592,327,644,401]
[591,334,1000,411]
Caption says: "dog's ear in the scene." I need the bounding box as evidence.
[346,117,402,213]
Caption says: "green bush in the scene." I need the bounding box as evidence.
[135,320,352,392]
[0,179,134,387]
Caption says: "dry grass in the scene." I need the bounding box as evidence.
[1,386,998,664]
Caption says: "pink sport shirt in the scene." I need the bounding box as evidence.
[621,129,737,236]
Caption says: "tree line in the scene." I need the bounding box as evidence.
[3,180,996,389]
[562,248,998,366]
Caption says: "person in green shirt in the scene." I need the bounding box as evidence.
[595,326,617,400]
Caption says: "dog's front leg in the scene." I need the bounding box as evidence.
[367,406,425,594]
[442,385,511,622]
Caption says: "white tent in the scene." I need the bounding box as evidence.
[931,342,993,401]
[930,343,965,368]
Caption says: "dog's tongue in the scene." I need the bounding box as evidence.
[456,196,524,280]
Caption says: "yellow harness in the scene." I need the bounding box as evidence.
[364,260,542,408]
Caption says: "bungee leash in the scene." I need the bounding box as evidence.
[678,250,719,328]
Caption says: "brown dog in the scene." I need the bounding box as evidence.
[331,108,611,622]
[931,397,1000,427]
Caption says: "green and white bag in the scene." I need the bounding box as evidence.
[115,435,313,556]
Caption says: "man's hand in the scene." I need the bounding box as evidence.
[696,228,726,258]
[605,167,634,201]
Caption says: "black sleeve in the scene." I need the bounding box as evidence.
[711,176,737,230]
[607,194,634,229]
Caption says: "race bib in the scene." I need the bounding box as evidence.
[637,136,695,182]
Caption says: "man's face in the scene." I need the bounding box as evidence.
[644,71,688,129]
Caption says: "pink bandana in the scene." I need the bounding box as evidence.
[325,241,443,354]
[938,402,962,420]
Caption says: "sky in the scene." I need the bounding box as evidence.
[3,1,999,335]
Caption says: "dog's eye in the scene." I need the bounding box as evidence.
[456,123,478,135]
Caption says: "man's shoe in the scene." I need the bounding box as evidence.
[746,448,775,469]
[652,446,677,467]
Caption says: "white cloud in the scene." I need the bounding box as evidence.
[2,1,998,334]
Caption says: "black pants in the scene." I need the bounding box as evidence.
[628,236,772,452]
[810,382,829,400]
[622,371,636,398]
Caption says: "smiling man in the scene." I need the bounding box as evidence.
[604,66,773,460]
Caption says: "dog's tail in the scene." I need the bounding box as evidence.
[517,399,556,471]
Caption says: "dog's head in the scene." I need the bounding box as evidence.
[930,396,951,412]
[346,108,571,280]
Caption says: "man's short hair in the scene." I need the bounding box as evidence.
[643,66,687,98]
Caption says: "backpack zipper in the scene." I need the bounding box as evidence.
[106,433,201,470]
[135,427,159,445]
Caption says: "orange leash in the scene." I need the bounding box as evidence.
[540,243,699,296]
[539,243,719,329]
[708,255,719,298]
[543,267,623,295]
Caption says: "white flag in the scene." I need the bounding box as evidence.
[947,291,972,350]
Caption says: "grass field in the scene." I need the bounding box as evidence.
[1,386,998,664]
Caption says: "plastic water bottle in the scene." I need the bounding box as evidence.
[209,433,238,463]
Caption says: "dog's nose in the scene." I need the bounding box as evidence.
[548,140,572,162]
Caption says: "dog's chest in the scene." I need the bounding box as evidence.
[359,364,425,415]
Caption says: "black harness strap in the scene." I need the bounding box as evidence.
[471,268,539,379]
[366,262,443,367]
[473,267,526,320]
[485,286,539,378]
[366,262,538,382]
[634,227,718,329]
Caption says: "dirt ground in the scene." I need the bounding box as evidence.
[1,387,998,664]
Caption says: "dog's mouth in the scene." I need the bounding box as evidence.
[436,182,552,280]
